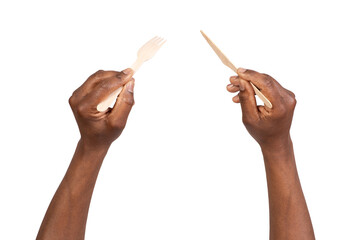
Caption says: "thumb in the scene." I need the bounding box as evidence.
[238,79,259,122]
[108,79,135,128]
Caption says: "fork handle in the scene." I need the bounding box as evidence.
[97,61,142,112]
[131,59,143,73]
[96,86,124,112]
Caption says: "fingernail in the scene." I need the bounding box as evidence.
[238,80,245,91]
[116,68,133,79]
[230,76,237,81]
[237,67,247,73]
[127,81,134,93]
[122,68,133,75]
[227,84,233,88]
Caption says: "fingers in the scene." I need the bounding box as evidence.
[229,76,242,86]
[82,69,134,107]
[237,69,278,94]
[73,69,133,100]
[108,80,135,129]
[227,84,241,93]
[237,79,259,121]
[232,95,240,103]
[228,77,247,104]
[227,77,244,103]
[237,69,291,108]
[88,70,125,84]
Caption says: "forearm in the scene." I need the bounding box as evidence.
[37,140,109,240]
[261,137,315,240]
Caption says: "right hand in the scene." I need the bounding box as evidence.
[69,68,135,148]
[226,68,297,149]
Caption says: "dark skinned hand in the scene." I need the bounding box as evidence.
[69,68,135,148]
[226,68,296,149]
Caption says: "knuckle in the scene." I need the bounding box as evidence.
[229,76,239,85]
[76,104,87,117]
[100,78,119,89]
[229,76,239,83]
[117,121,126,129]
[288,97,297,108]
[287,90,296,98]
[95,69,104,75]
[262,75,274,88]
[91,70,105,79]
[283,94,297,109]
[68,89,81,108]
[121,96,135,106]
[97,80,109,89]
[109,119,126,130]
[96,80,114,92]
[244,69,255,76]
[262,73,272,79]
[68,95,76,107]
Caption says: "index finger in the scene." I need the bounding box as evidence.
[80,71,134,109]
[237,69,283,105]
[237,69,280,90]
[76,69,134,99]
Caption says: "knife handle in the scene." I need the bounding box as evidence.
[249,82,273,109]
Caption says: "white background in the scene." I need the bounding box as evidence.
[0,0,358,239]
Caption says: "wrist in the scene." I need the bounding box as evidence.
[79,138,111,153]
[74,138,111,164]
[260,135,294,160]
[260,135,291,151]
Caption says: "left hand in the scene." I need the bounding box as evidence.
[226,68,296,149]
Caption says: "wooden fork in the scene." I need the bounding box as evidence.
[97,36,166,112]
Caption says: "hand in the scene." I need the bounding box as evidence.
[69,68,135,148]
[226,68,296,149]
